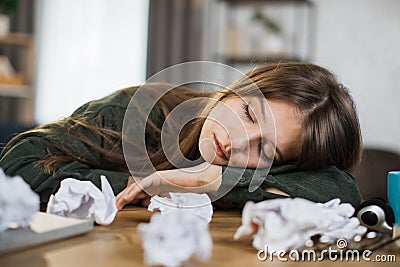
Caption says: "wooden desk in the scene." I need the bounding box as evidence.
[0,207,399,267]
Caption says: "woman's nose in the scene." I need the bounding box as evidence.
[232,127,262,152]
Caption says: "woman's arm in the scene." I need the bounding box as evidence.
[0,136,130,204]
[116,162,287,210]
[116,163,362,210]
[0,89,139,203]
[116,163,222,209]
[218,164,362,208]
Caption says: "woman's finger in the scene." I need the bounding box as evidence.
[116,187,149,210]
[123,178,152,200]
[116,183,133,208]
[116,177,155,209]
[116,183,137,209]
[116,193,127,210]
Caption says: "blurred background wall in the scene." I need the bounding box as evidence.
[34,0,149,123]
[146,0,400,153]
[313,0,400,153]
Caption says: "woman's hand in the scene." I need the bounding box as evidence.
[121,176,151,207]
[116,163,222,210]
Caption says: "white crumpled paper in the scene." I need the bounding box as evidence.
[138,193,214,267]
[0,169,40,232]
[138,212,212,267]
[234,198,367,252]
[148,193,213,223]
[46,175,117,225]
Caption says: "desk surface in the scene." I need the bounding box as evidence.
[0,207,399,267]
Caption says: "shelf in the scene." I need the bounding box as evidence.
[0,2,36,124]
[214,0,316,67]
[0,33,34,46]
[0,84,32,98]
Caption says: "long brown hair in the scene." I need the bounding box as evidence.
[223,62,362,171]
[7,62,361,174]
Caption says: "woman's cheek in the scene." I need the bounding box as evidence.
[199,139,212,163]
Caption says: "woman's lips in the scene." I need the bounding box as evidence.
[213,134,229,160]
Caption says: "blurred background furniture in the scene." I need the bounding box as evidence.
[217,0,315,70]
[0,0,36,125]
[0,122,36,153]
[352,148,400,201]
[146,0,316,78]
[0,1,36,154]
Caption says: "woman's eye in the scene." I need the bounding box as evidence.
[242,103,254,123]
[260,140,274,163]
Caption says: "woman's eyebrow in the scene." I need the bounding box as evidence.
[255,97,267,123]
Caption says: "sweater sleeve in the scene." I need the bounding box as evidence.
[0,136,129,203]
[0,89,137,203]
[218,164,362,208]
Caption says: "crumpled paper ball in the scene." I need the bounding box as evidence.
[138,212,212,267]
[46,175,117,225]
[234,198,367,252]
[0,168,39,232]
[148,193,213,223]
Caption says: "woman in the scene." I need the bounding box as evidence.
[0,62,362,210]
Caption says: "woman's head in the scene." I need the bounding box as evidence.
[199,62,362,171]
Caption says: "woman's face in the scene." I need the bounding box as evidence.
[199,96,301,168]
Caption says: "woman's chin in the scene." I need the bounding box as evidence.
[200,151,224,166]
[210,157,229,166]
[203,154,220,165]
[199,142,216,163]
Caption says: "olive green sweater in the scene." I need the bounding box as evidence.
[0,87,362,207]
